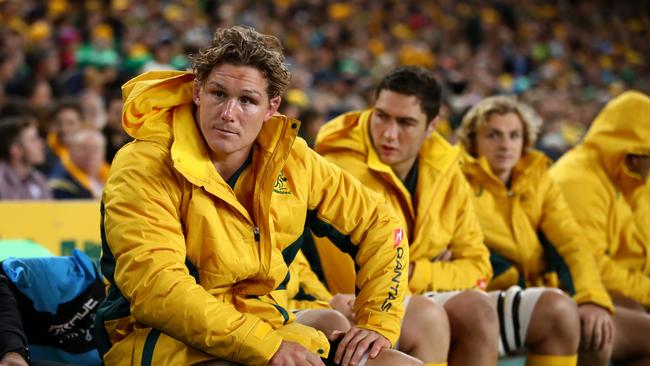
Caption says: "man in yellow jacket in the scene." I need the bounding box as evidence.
[96,26,420,366]
[458,96,614,366]
[313,66,498,366]
[550,91,650,365]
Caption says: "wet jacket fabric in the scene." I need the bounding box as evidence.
[96,71,409,365]
[550,91,650,307]
[314,110,491,295]
[462,150,613,311]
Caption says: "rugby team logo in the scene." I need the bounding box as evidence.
[273,171,291,195]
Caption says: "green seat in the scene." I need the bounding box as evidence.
[498,356,526,366]
[0,239,53,261]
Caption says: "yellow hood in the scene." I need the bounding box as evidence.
[582,91,650,190]
[315,110,370,157]
[121,71,195,145]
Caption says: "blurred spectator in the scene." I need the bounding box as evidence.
[42,99,84,176]
[6,46,63,99]
[0,115,51,200]
[49,129,107,200]
[297,107,325,147]
[0,0,648,177]
[0,50,22,104]
[79,89,107,129]
[101,90,129,163]
[140,33,177,73]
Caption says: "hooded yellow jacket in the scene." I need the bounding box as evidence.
[463,150,613,311]
[550,91,650,308]
[314,110,491,295]
[96,72,409,365]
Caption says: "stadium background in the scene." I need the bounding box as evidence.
[0,1,648,364]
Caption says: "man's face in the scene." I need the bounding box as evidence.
[106,98,124,131]
[55,108,83,145]
[369,89,435,178]
[193,64,280,161]
[17,124,45,166]
[475,112,524,181]
[69,133,105,177]
[626,154,650,181]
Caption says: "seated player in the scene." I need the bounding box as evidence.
[457,95,614,366]
[96,26,420,366]
[313,66,499,366]
[550,91,650,366]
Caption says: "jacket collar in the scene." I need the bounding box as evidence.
[316,108,461,219]
[170,104,299,218]
[463,149,549,196]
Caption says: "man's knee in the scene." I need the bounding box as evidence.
[401,296,450,350]
[405,295,450,334]
[524,288,580,354]
[296,309,351,336]
[536,289,580,340]
[368,349,424,366]
[445,290,498,336]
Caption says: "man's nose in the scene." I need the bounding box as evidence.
[220,99,236,122]
[383,120,398,140]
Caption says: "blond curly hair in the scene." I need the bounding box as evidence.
[190,26,290,99]
[457,95,543,157]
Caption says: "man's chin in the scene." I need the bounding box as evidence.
[378,154,398,165]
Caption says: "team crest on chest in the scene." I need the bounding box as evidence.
[273,171,292,195]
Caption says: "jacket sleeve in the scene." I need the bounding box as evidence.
[304,149,409,347]
[555,170,650,308]
[287,251,333,311]
[103,143,283,365]
[0,274,28,360]
[539,175,614,311]
[409,170,492,293]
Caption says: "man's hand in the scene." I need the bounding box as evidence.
[268,341,325,366]
[334,327,391,366]
[0,352,29,366]
[329,294,355,322]
[578,303,614,350]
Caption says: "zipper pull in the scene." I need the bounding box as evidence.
[253,226,260,242]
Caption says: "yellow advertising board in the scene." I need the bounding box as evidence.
[0,200,102,259]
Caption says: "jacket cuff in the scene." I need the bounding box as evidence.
[355,311,401,347]
[574,291,615,313]
[276,322,330,357]
[230,319,283,366]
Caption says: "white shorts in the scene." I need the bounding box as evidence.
[488,286,544,355]
[409,286,544,356]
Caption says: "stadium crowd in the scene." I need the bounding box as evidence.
[1,0,649,195]
[1,1,649,366]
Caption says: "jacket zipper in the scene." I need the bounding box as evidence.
[253,226,260,242]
